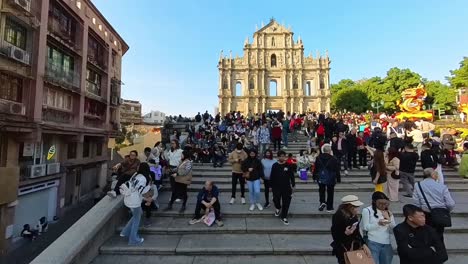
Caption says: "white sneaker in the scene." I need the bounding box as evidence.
[229,198,235,204]
[249,204,255,211]
[344,170,349,176]
[107,191,117,198]
[175,198,181,202]
[282,146,288,150]
[241,198,246,204]
[256,203,264,211]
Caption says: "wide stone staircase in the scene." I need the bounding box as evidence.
[91,134,468,264]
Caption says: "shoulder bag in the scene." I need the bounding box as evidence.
[343,241,375,264]
[417,182,452,227]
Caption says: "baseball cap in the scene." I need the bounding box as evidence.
[341,195,364,207]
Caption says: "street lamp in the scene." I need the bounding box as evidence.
[371,100,384,113]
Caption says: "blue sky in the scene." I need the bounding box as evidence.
[92,0,468,116]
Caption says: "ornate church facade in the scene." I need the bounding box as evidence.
[217,19,331,115]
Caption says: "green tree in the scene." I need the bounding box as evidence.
[333,88,370,113]
[330,79,355,94]
[448,57,468,89]
[381,68,422,111]
[425,80,457,110]
[115,126,127,145]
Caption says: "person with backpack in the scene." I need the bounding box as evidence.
[120,162,152,245]
[270,150,296,225]
[314,144,340,212]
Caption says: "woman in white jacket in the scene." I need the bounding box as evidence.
[120,163,151,245]
[361,191,395,264]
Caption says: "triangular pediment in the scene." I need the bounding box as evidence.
[255,19,291,35]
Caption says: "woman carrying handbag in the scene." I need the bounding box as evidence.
[331,195,373,264]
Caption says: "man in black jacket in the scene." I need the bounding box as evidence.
[400,144,420,197]
[314,144,340,212]
[394,204,448,264]
[421,143,438,169]
[270,150,295,225]
[346,128,358,169]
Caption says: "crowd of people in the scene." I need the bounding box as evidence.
[105,109,465,264]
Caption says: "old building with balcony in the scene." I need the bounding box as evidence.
[120,99,142,125]
[0,0,128,253]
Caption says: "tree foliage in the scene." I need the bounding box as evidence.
[448,57,468,89]
[331,66,458,112]
[333,88,370,113]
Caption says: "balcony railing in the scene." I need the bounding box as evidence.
[45,61,81,90]
[85,81,101,97]
[87,55,106,70]
[84,117,104,129]
[42,107,73,124]
[48,18,76,47]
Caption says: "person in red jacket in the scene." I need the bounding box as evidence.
[316,122,325,141]
[271,118,283,151]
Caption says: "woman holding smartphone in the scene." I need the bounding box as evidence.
[331,195,371,264]
[361,192,395,264]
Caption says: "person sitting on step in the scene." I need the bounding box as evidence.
[189,181,223,227]
[21,224,38,241]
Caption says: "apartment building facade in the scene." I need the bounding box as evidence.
[0,0,128,253]
[120,99,142,125]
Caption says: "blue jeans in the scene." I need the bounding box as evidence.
[121,206,143,245]
[247,179,261,204]
[367,240,393,264]
[259,143,269,157]
[282,131,288,147]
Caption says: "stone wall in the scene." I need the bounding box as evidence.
[30,196,126,264]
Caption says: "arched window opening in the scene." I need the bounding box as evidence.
[249,78,255,90]
[235,82,242,96]
[305,81,311,96]
[269,80,277,96]
[320,78,325,89]
[293,79,298,89]
[271,54,277,67]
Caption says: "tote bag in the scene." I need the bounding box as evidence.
[344,242,375,264]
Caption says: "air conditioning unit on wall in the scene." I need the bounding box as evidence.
[47,163,61,175]
[29,164,46,178]
[12,0,31,12]
[8,46,30,65]
[9,102,26,115]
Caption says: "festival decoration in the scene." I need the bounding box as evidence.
[395,84,433,120]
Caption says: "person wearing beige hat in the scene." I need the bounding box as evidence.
[331,195,371,264]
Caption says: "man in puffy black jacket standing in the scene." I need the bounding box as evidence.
[314,144,340,212]
[270,150,295,226]
[394,204,448,264]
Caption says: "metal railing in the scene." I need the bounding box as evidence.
[85,81,101,96]
[42,108,73,124]
[45,61,81,89]
[48,18,76,47]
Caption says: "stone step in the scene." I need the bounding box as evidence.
[91,254,468,264]
[190,169,459,177]
[116,216,468,235]
[160,182,468,192]
[153,191,468,218]
[98,233,468,256]
[186,176,468,185]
